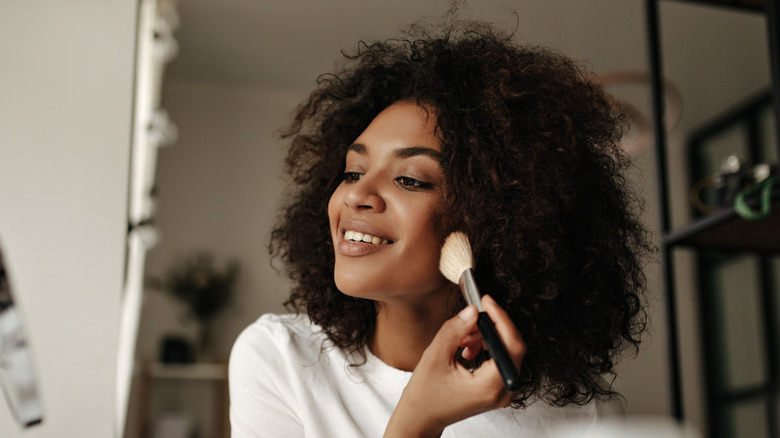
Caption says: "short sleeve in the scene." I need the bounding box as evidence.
[228,317,304,438]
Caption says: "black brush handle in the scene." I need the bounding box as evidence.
[477,312,521,392]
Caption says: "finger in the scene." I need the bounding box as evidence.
[462,346,477,360]
[482,295,526,362]
[468,358,515,407]
[459,330,483,346]
[460,337,485,360]
[459,328,484,360]
[426,305,478,359]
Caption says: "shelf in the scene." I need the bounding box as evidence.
[670,0,765,13]
[141,361,230,438]
[666,194,780,252]
[147,362,227,381]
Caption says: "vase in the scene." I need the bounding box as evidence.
[197,318,214,361]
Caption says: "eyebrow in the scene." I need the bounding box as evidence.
[347,143,443,161]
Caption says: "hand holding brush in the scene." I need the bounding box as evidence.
[439,231,522,392]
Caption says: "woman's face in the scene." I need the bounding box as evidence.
[327,101,450,303]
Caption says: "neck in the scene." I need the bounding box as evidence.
[369,290,453,372]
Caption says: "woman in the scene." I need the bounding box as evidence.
[230,20,650,437]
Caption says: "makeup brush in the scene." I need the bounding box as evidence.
[440,231,521,392]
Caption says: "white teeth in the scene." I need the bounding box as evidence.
[344,230,389,245]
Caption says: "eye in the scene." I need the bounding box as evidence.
[395,176,434,190]
[342,172,362,183]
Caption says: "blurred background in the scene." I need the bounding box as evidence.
[1,1,777,437]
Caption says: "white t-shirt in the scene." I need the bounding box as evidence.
[229,313,621,438]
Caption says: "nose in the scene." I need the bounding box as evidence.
[344,174,386,213]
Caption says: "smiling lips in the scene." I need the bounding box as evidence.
[337,229,393,257]
[344,230,391,245]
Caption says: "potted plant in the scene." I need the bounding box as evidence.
[149,252,239,360]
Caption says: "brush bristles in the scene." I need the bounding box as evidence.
[439,231,474,284]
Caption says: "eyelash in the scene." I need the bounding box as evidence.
[342,172,361,183]
[341,172,434,190]
[395,176,434,190]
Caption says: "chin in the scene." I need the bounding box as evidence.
[333,276,376,300]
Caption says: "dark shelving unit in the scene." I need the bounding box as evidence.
[645,0,780,437]
[667,197,780,251]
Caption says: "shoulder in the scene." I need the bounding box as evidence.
[237,313,321,344]
[446,395,623,437]
[525,394,625,432]
[229,314,324,437]
[230,313,327,375]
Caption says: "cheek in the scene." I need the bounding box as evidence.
[404,205,445,263]
[327,186,342,235]
[402,198,444,237]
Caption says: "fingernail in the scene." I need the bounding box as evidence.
[459,305,477,321]
[484,294,496,305]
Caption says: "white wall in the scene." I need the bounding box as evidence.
[137,79,300,365]
[0,1,136,437]
[126,79,301,437]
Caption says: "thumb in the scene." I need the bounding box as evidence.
[427,305,479,358]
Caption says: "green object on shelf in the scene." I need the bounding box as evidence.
[733,175,779,221]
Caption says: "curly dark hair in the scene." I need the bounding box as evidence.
[270,20,651,407]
